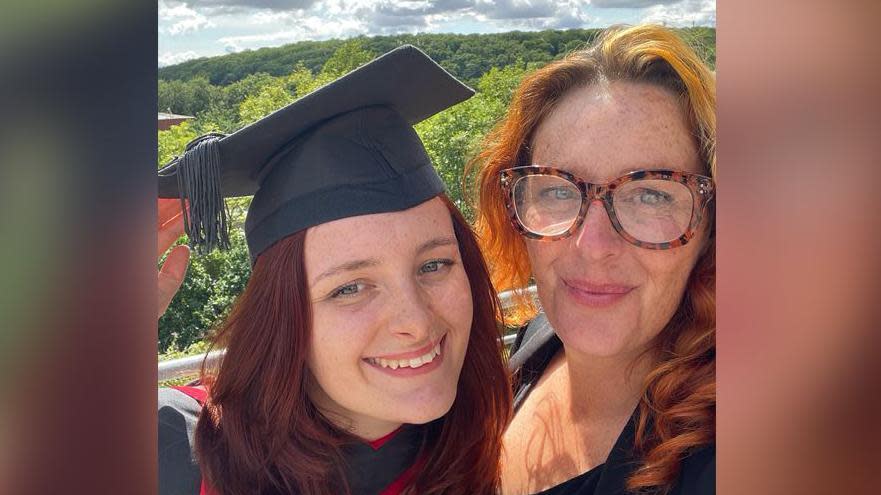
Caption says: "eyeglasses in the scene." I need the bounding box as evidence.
[500,166,715,249]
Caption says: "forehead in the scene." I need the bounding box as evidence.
[304,197,453,269]
[531,81,702,182]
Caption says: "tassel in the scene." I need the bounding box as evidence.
[174,133,230,255]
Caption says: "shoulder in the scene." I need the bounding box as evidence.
[672,443,715,495]
[158,388,203,495]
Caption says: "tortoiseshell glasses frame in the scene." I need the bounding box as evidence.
[499,166,715,250]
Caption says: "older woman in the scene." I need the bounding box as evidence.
[472,25,715,495]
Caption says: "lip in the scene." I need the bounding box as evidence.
[562,279,635,308]
[367,334,444,361]
[363,335,447,377]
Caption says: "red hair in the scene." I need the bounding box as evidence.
[469,25,715,494]
[195,195,511,495]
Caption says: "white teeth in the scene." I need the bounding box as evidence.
[369,339,443,370]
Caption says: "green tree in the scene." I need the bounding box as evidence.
[157,121,199,166]
[320,39,375,79]
[293,40,375,97]
[159,228,251,353]
[416,63,530,219]
[238,84,295,125]
[158,76,222,116]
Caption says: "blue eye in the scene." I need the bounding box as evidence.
[620,187,673,206]
[330,282,363,298]
[420,259,453,274]
[540,186,577,200]
[637,188,673,205]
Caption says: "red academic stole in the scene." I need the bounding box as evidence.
[172,386,420,495]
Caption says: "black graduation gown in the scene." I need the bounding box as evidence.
[508,314,715,495]
[158,387,423,495]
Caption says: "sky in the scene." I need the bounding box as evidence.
[159,0,716,67]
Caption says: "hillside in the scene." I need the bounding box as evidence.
[159,28,715,86]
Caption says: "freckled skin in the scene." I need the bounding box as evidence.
[303,197,473,440]
[527,81,708,363]
[501,81,712,495]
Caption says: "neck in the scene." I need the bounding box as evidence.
[308,385,403,442]
[318,406,404,442]
[561,346,656,423]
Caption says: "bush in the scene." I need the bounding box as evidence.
[158,227,251,354]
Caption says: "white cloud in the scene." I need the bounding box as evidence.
[159,50,202,66]
[159,1,214,35]
[249,10,294,24]
[218,16,367,52]
[184,0,317,10]
[591,0,675,7]
[641,0,715,26]
[473,0,592,28]
[350,0,592,32]
[474,0,559,20]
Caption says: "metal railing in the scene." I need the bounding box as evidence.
[158,286,537,382]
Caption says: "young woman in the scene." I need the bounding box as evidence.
[157,46,511,495]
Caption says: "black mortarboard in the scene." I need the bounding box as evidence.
[158,45,473,264]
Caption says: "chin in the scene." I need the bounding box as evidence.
[395,387,458,425]
[550,311,637,359]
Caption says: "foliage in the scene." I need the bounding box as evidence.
[158,76,223,116]
[416,63,531,220]
[158,29,715,130]
[158,228,251,354]
[238,83,296,125]
[159,28,713,88]
[158,120,199,166]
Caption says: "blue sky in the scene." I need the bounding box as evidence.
[159,0,716,67]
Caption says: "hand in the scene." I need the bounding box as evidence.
[158,198,190,319]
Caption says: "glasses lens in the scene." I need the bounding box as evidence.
[612,179,694,243]
[512,174,582,236]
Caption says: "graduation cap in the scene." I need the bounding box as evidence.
[158,45,473,264]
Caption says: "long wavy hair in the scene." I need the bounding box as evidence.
[469,25,715,494]
[194,194,512,495]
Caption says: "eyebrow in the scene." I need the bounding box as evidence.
[311,236,458,285]
[416,236,458,255]
[312,258,381,285]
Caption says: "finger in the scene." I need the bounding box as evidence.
[158,212,186,259]
[158,198,185,227]
[158,245,190,319]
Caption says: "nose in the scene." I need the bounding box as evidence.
[573,199,623,260]
[386,281,434,342]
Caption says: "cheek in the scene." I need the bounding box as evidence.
[308,309,371,379]
[525,241,562,284]
[638,246,702,318]
[433,268,474,335]
[417,267,474,362]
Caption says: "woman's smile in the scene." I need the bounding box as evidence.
[363,334,447,376]
[561,279,636,308]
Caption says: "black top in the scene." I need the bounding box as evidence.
[507,315,715,495]
[158,387,423,495]
[158,388,202,495]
